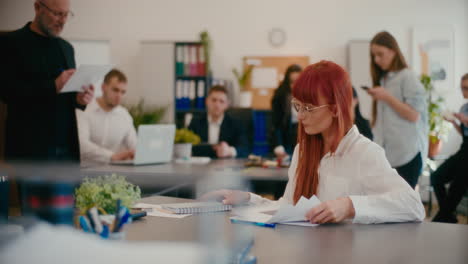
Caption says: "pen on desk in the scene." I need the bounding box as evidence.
[79,215,91,232]
[131,211,147,220]
[113,199,121,232]
[86,210,95,233]
[89,207,103,234]
[230,218,276,228]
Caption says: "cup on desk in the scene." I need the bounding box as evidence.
[20,180,75,225]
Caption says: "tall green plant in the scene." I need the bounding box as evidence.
[420,75,451,143]
[125,99,167,129]
[200,31,212,76]
[232,65,254,92]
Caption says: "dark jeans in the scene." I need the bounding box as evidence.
[395,152,422,189]
[431,147,468,222]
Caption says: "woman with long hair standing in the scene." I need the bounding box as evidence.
[201,61,424,224]
[368,31,428,188]
[271,64,303,158]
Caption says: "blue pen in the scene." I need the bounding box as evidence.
[79,215,91,232]
[230,218,276,228]
[100,225,110,239]
[117,208,131,232]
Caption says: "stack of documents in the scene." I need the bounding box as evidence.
[230,196,321,227]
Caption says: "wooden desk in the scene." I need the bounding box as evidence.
[127,196,468,264]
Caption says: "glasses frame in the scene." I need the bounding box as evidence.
[38,1,74,19]
[291,98,330,114]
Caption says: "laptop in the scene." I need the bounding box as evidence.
[111,124,176,165]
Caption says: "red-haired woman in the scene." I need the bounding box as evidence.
[201,61,425,224]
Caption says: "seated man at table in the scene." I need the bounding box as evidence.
[78,69,137,164]
[188,85,248,158]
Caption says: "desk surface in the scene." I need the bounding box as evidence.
[82,159,288,182]
[127,196,468,264]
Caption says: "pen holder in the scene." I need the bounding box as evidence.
[77,206,132,240]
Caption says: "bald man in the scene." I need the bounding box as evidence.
[0,0,94,162]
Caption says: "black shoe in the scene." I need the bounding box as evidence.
[432,211,458,223]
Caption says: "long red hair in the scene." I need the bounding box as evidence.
[291,60,353,204]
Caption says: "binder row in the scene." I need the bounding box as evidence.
[252,111,269,155]
[175,44,206,77]
[175,79,206,110]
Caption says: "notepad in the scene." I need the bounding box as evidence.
[161,202,232,214]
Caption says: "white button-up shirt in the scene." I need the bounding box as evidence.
[207,114,237,157]
[373,69,428,167]
[77,99,137,164]
[250,125,425,224]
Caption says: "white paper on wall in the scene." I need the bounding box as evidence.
[251,67,278,89]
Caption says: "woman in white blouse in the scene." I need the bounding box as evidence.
[202,60,425,224]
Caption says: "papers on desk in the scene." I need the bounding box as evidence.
[61,64,113,93]
[231,196,321,227]
[133,203,192,219]
[174,156,211,164]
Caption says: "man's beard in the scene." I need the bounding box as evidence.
[37,16,61,38]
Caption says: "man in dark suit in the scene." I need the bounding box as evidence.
[0,0,94,162]
[188,85,248,158]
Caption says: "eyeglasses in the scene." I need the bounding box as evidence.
[291,98,330,114]
[38,1,74,19]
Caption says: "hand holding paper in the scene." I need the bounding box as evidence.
[231,195,322,227]
[61,64,112,93]
[305,197,355,224]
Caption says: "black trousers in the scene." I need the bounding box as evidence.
[395,152,422,189]
[431,146,468,220]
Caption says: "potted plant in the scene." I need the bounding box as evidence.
[75,174,141,214]
[125,99,167,129]
[420,75,451,158]
[174,128,201,159]
[232,65,254,107]
[200,31,212,76]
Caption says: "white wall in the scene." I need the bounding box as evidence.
[1,0,467,154]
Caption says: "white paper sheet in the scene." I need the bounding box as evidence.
[251,67,278,89]
[61,64,113,93]
[230,196,321,227]
[133,203,192,219]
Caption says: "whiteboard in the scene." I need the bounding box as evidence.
[70,39,112,98]
[348,40,372,120]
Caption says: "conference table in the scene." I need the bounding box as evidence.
[127,196,468,264]
[82,159,289,198]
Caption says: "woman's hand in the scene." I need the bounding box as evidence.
[454,113,468,126]
[367,86,391,102]
[198,189,250,205]
[305,197,355,224]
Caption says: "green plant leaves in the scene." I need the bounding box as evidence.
[174,128,201,145]
[75,174,141,214]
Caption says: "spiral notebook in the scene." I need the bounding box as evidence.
[161,202,232,214]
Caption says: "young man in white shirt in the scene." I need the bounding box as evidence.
[78,69,137,164]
